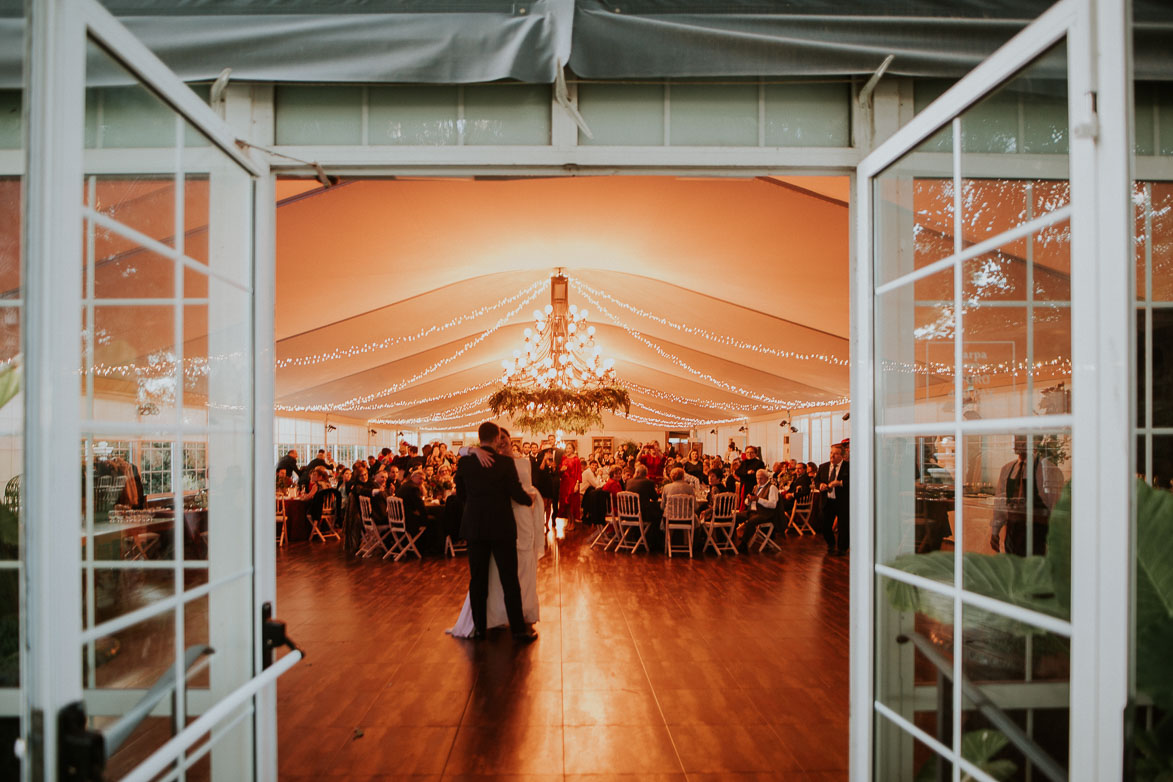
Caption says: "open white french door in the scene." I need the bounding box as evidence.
[851,1,1132,781]
[22,1,290,780]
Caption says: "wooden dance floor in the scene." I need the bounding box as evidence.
[276,525,849,780]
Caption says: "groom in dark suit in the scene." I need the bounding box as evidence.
[455,420,537,642]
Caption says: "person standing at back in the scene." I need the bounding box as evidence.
[816,443,850,556]
[455,421,537,642]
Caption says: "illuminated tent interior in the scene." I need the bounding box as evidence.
[270,175,853,436]
[41,172,1107,442]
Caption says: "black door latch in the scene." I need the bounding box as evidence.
[262,601,303,669]
[58,702,104,781]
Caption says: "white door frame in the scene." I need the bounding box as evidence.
[22,2,294,780]
[851,0,1132,779]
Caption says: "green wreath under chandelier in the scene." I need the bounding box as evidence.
[493,273,630,434]
[489,385,631,434]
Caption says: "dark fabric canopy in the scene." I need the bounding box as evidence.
[0,0,1169,86]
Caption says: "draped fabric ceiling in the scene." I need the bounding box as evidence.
[273,176,853,431]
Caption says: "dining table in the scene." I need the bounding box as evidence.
[281,497,312,543]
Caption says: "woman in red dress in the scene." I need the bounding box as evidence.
[559,441,584,529]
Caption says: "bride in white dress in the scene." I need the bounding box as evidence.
[448,430,546,637]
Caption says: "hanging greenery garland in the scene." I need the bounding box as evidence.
[488,386,631,434]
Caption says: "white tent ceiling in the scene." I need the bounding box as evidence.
[273,176,852,431]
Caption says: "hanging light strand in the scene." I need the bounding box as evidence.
[274,282,547,413]
[568,275,851,367]
[275,279,547,370]
[574,284,839,407]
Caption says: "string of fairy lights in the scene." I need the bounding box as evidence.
[274,283,548,413]
[568,275,851,367]
[275,280,547,370]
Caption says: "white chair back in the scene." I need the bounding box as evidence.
[663,494,696,524]
[710,492,737,522]
[617,491,641,520]
[321,491,336,517]
[358,495,373,523]
[387,496,407,530]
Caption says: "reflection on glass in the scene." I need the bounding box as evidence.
[959,610,1071,782]
[873,140,955,284]
[876,436,956,567]
[962,433,1071,613]
[874,574,954,779]
[876,270,956,426]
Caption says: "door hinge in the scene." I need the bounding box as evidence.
[262,601,303,670]
[58,702,104,781]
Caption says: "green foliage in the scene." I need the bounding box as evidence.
[619,440,639,460]
[488,385,631,434]
[886,480,1173,779]
[914,730,1017,782]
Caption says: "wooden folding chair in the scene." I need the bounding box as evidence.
[663,494,696,558]
[445,535,467,557]
[614,491,648,554]
[308,491,341,542]
[786,493,816,536]
[384,496,424,561]
[356,495,390,558]
[702,492,738,555]
[589,492,619,550]
[747,507,782,553]
[275,497,288,546]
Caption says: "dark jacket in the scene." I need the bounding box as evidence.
[625,476,661,524]
[455,447,533,541]
[815,460,850,505]
[276,454,300,478]
[396,481,428,533]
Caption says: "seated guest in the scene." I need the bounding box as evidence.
[392,442,414,473]
[275,468,293,492]
[683,449,705,480]
[366,455,378,473]
[662,467,693,498]
[601,466,624,501]
[739,469,779,553]
[396,469,429,535]
[300,449,329,489]
[625,463,663,550]
[579,458,605,523]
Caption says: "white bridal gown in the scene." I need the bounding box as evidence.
[447,456,546,637]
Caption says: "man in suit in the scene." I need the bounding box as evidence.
[536,434,564,516]
[455,421,537,642]
[989,435,1064,556]
[816,443,850,555]
[276,450,300,482]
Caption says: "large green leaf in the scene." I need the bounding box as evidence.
[1135,480,1173,711]
[914,730,1018,782]
[885,550,1064,633]
[0,364,18,411]
[1045,484,1073,615]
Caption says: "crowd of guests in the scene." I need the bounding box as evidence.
[275,434,851,557]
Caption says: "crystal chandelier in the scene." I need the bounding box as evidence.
[490,273,630,433]
[500,274,615,389]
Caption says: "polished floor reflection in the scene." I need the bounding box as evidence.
[276,524,850,781]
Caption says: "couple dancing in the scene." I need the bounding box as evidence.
[447,421,545,642]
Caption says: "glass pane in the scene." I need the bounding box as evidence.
[0,33,19,773]
[874,574,955,779]
[961,248,1072,419]
[958,43,1069,245]
[876,269,955,427]
[962,432,1071,598]
[368,86,459,145]
[80,34,256,778]
[873,135,955,285]
[462,84,550,146]
[578,84,664,146]
[876,435,957,567]
[959,610,1070,782]
[273,85,363,146]
[669,84,758,146]
[764,83,850,147]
